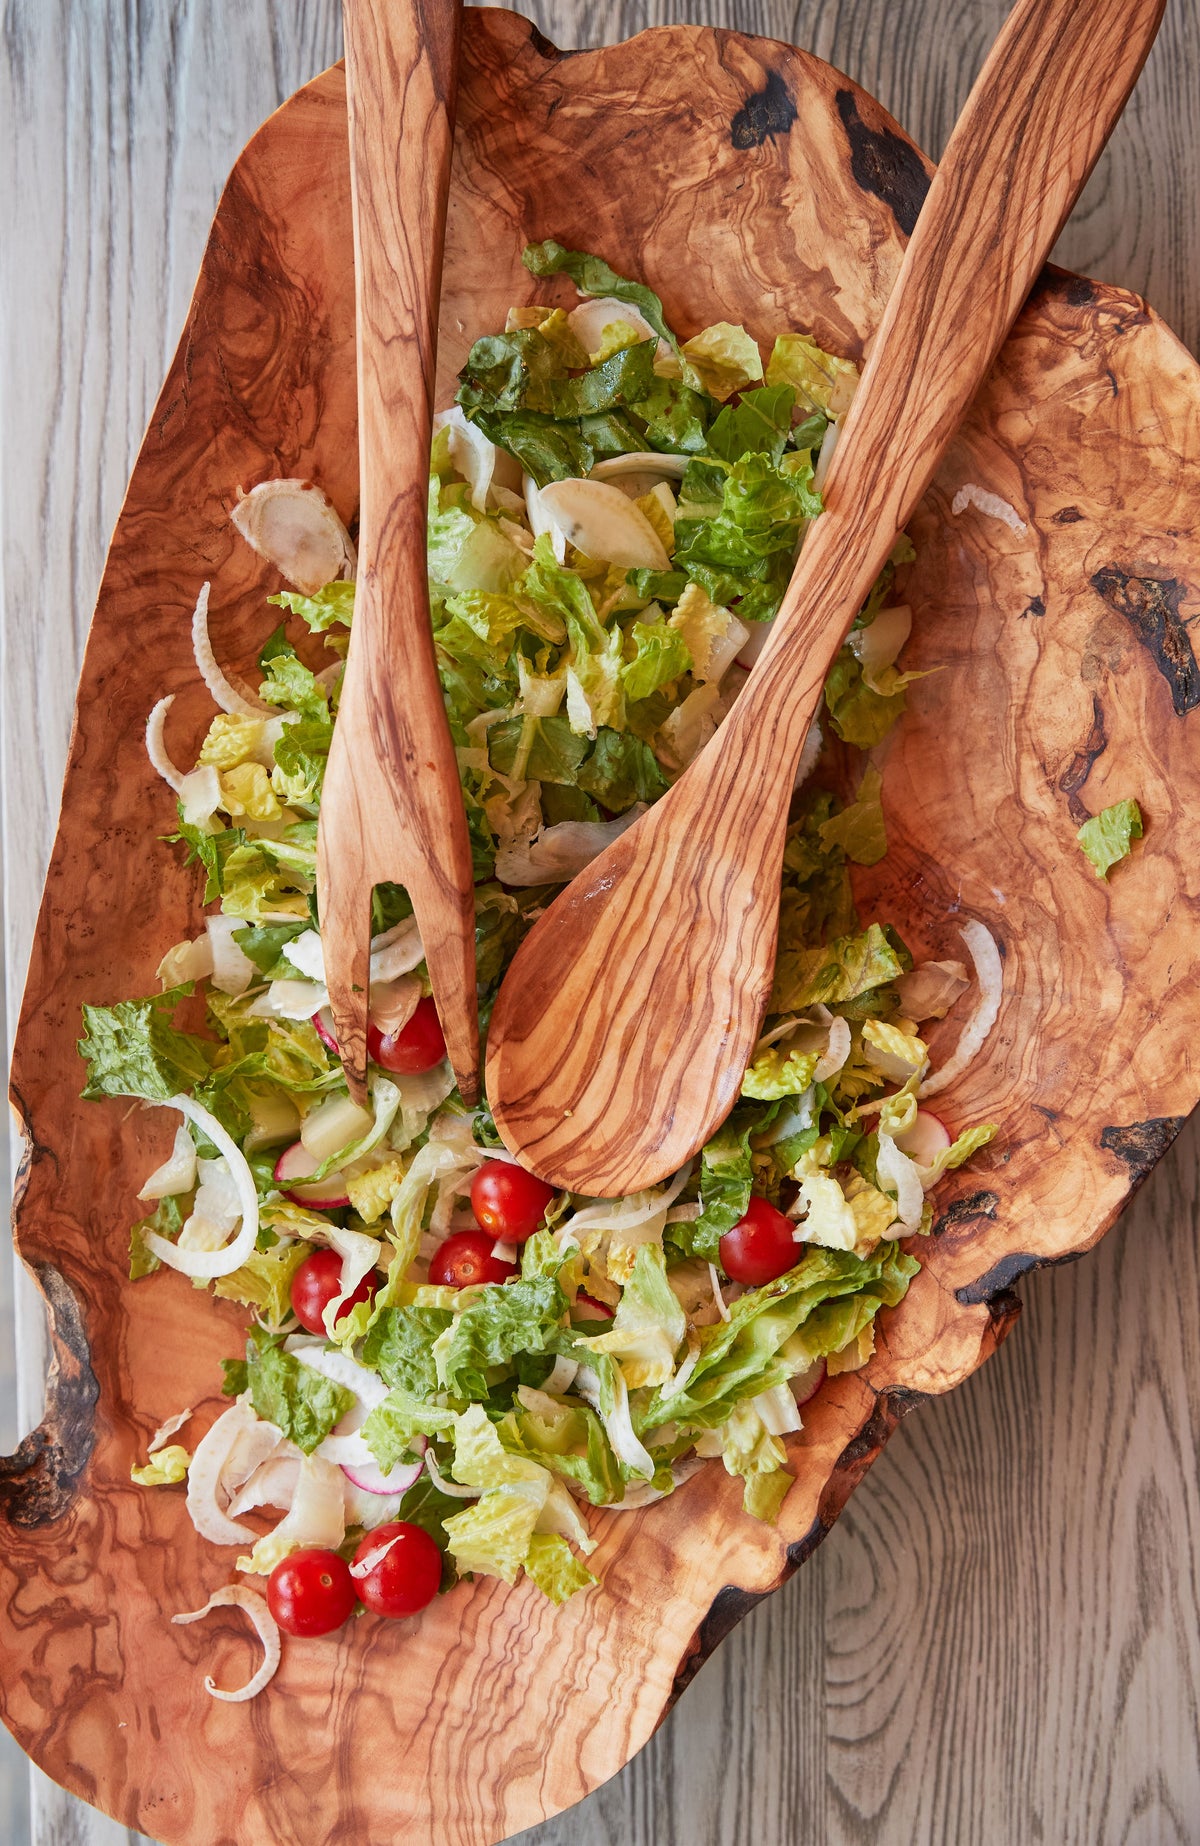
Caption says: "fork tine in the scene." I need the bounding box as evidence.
[316,805,373,1109]
[408,878,481,1107]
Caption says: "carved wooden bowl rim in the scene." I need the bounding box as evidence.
[3,12,1199,1844]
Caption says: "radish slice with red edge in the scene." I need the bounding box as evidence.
[274,1140,350,1209]
[792,1359,827,1406]
[341,1437,426,1499]
[895,1109,951,1166]
[312,1008,339,1055]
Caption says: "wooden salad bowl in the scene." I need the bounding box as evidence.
[5,12,1199,1844]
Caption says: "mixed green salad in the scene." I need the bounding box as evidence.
[80,242,1001,1696]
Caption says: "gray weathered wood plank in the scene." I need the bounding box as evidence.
[2,1,1198,1842]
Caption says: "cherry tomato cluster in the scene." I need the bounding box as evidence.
[427,1160,557,1287]
[267,1522,443,1638]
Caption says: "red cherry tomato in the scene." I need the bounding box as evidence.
[718,1195,799,1286]
[428,1230,517,1289]
[352,1522,442,1618]
[290,1248,376,1336]
[367,997,446,1074]
[469,1160,557,1244]
[266,1548,357,1637]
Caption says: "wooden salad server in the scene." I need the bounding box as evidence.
[487,0,1166,1195]
[317,0,479,1107]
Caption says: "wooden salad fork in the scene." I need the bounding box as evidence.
[317,0,479,1108]
[486,0,1166,1194]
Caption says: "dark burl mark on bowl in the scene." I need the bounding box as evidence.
[730,69,798,149]
[1065,276,1098,308]
[1058,691,1107,824]
[835,89,931,237]
[932,1189,999,1237]
[0,1263,98,1529]
[1021,595,1046,620]
[956,1246,1083,1308]
[1100,1116,1187,1186]
[1091,567,1200,716]
[1053,505,1084,524]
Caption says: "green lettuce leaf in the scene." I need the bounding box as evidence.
[362,1304,455,1398]
[1077,798,1143,878]
[771,922,909,1014]
[764,333,859,414]
[679,321,763,400]
[436,1275,567,1399]
[642,1242,917,1432]
[268,581,355,632]
[497,1394,623,1505]
[129,1194,184,1280]
[79,987,216,1103]
[817,766,887,867]
[258,631,329,723]
[522,240,682,358]
[578,1245,686,1388]
[213,1241,311,1328]
[362,1387,458,1472]
[741,1046,819,1102]
[621,619,692,701]
[242,1335,354,1455]
[524,1532,597,1602]
[706,383,796,465]
[823,647,907,747]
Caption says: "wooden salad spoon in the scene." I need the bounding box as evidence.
[487,0,1166,1194]
[317,0,479,1107]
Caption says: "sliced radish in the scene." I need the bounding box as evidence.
[341,1438,426,1498]
[792,1359,827,1406]
[273,1141,350,1209]
[895,1109,951,1166]
[312,1007,339,1055]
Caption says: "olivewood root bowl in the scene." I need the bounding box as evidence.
[5,12,1200,1844]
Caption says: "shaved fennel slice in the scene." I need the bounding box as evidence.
[432,406,496,513]
[148,1407,193,1454]
[190,581,269,716]
[142,1096,258,1277]
[950,482,1027,534]
[145,696,186,793]
[230,478,356,594]
[874,1132,924,1233]
[494,805,647,887]
[813,1013,852,1082]
[227,1454,301,1519]
[157,934,214,988]
[137,1124,197,1200]
[172,1586,280,1702]
[206,914,256,996]
[919,920,1003,1099]
[186,1400,265,1545]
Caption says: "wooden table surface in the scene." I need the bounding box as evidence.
[2,2,1198,1842]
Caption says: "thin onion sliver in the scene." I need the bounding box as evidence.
[145,696,186,793]
[190,581,270,716]
[919,920,1003,1099]
[143,1096,259,1278]
[172,1585,281,1702]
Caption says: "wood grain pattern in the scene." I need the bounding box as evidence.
[3,4,1199,1846]
[486,0,1167,1195]
[321,0,481,1105]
